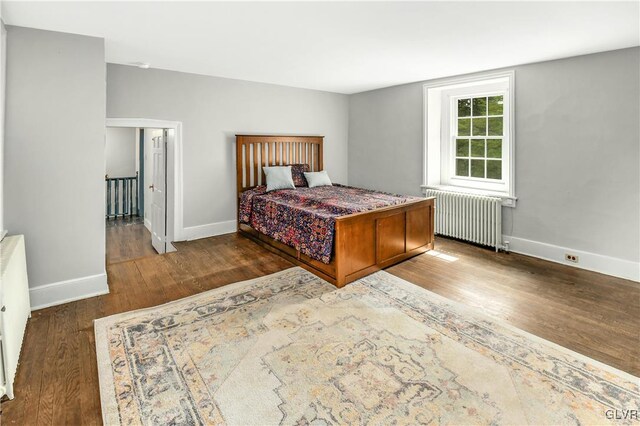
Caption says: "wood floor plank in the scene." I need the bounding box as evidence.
[3,311,50,426]
[36,304,78,425]
[1,225,638,425]
[77,296,103,425]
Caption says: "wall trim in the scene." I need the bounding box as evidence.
[29,272,109,311]
[182,220,236,241]
[503,235,639,282]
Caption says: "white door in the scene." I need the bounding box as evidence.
[150,131,166,254]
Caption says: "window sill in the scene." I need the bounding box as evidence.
[421,185,517,208]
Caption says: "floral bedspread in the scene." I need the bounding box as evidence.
[239,185,420,263]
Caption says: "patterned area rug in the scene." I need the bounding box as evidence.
[95,267,639,425]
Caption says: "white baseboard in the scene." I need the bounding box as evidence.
[29,272,110,311]
[181,220,236,241]
[503,235,639,282]
[144,217,151,232]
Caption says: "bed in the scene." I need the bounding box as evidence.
[236,134,435,287]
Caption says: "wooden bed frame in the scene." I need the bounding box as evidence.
[236,134,435,287]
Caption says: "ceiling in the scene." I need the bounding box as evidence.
[3,1,639,94]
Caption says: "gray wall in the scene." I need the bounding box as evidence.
[5,26,106,287]
[107,65,349,229]
[349,47,640,262]
[106,127,136,177]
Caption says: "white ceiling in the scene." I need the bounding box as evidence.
[3,1,639,94]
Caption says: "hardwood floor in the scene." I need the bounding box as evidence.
[387,240,640,375]
[105,217,157,264]
[2,234,638,424]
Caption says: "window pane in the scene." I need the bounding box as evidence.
[488,117,503,136]
[456,159,469,176]
[458,118,471,136]
[458,99,471,117]
[470,159,485,178]
[472,97,487,116]
[488,95,503,115]
[472,118,486,136]
[487,160,502,179]
[486,139,502,158]
[470,139,484,157]
[456,139,469,157]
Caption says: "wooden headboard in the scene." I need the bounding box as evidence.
[235,135,324,195]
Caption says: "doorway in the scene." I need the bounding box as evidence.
[105,125,174,264]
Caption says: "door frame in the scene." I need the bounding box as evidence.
[106,118,184,250]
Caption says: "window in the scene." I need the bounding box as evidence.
[423,72,516,206]
[454,95,504,180]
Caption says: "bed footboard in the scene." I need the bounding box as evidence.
[333,198,434,287]
[239,198,434,287]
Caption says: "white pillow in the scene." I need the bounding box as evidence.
[263,166,295,192]
[304,170,333,188]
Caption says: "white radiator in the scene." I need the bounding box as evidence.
[425,189,503,251]
[0,235,31,399]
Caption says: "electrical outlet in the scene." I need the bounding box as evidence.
[565,253,579,263]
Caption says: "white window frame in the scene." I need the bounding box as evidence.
[422,71,516,207]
